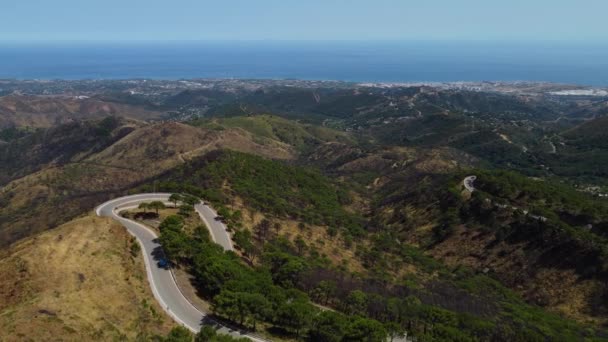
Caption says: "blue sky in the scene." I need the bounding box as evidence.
[1,0,607,41]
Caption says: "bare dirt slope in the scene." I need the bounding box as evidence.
[88,122,294,177]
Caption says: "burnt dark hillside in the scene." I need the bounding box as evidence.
[0,116,133,185]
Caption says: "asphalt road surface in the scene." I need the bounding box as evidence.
[464,175,477,192]
[95,193,264,341]
[194,202,234,251]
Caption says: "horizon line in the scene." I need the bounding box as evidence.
[1,38,607,44]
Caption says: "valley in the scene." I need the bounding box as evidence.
[1,79,608,341]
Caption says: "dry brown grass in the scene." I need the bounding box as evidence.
[0,214,174,341]
[89,122,294,177]
[230,196,365,274]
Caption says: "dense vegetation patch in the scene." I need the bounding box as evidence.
[0,126,30,142]
[158,204,604,342]
[149,150,364,236]
[158,215,388,341]
[191,115,354,154]
[148,152,608,341]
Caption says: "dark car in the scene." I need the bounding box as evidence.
[157,258,169,269]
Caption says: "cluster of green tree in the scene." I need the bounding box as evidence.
[447,170,608,281]
[157,215,203,264]
[450,130,544,175]
[93,116,122,137]
[0,126,29,142]
[166,193,199,216]
[157,214,389,341]
[470,169,608,223]
[190,115,354,155]
[346,168,608,340]
[159,209,605,342]
[385,168,608,308]
[544,149,608,181]
[561,116,608,150]
[300,231,602,342]
[159,326,248,342]
[378,167,608,257]
[138,148,608,340]
[138,201,166,216]
[372,113,471,147]
[146,150,364,236]
[443,115,608,184]
[451,126,608,183]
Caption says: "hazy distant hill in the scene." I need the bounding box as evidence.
[0,94,163,129]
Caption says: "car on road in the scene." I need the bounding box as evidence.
[157,258,169,269]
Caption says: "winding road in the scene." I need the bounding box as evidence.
[463,175,477,192]
[95,193,265,341]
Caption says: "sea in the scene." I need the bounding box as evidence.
[0,41,607,86]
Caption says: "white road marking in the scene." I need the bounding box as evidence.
[96,194,266,341]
